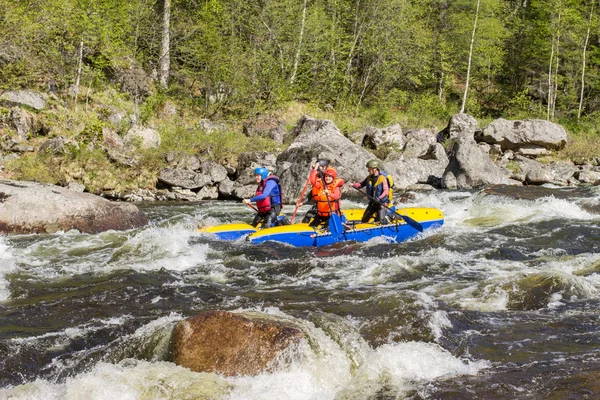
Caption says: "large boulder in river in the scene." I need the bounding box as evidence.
[169,310,304,376]
[441,114,512,189]
[0,180,148,234]
[276,115,376,201]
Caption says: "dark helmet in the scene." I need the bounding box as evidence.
[316,159,330,168]
[323,167,337,179]
[366,159,380,169]
[254,167,269,180]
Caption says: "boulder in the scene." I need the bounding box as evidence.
[124,125,161,149]
[169,310,304,376]
[102,127,137,167]
[441,114,512,189]
[478,118,567,152]
[276,115,376,201]
[8,107,34,142]
[158,168,211,190]
[576,169,600,184]
[362,124,404,150]
[401,129,436,159]
[0,180,148,234]
[0,91,46,111]
[385,143,448,189]
[199,161,228,184]
[197,185,219,200]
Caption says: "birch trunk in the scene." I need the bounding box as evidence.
[460,0,480,114]
[290,0,307,84]
[547,37,554,120]
[73,38,84,104]
[552,33,560,118]
[158,0,171,89]
[578,3,594,119]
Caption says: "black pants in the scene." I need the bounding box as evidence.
[308,214,329,228]
[301,205,318,223]
[361,201,389,224]
[251,204,281,228]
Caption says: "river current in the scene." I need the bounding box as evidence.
[1,186,599,399]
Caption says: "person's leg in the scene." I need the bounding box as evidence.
[251,212,264,227]
[263,208,278,228]
[309,215,324,228]
[361,202,378,223]
[302,205,317,223]
[377,205,390,224]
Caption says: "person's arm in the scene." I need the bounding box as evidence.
[328,186,341,201]
[250,180,276,202]
[378,176,389,201]
[352,177,366,189]
[309,168,318,186]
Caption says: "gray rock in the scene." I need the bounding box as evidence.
[8,107,34,141]
[124,125,161,149]
[479,118,567,152]
[576,170,600,184]
[276,115,376,201]
[362,124,404,150]
[176,155,201,171]
[66,181,86,192]
[197,185,219,200]
[0,180,147,234]
[158,168,211,190]
[441,114,511,189]
[199,161,228,183]
[218,178,235,198]
[0,91,46,110]
[102,127,137,167]
[401,129,436,159]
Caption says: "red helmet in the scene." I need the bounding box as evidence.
[323,167,337,179]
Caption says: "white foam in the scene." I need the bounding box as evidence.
[0,236,16,302]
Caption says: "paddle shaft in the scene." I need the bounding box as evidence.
[290,174,311,224]
[351,186,423,232]
[321,176,343,235]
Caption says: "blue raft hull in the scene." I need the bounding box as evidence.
[199,207,444,247]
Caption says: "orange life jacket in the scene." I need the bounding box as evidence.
[314,182,341,217]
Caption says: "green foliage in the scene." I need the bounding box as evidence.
[160,124,281,165]
[4,153,63,185]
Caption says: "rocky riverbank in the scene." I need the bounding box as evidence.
[2,90,599,208]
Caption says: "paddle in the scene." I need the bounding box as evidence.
[245,202,259,212]
[351,186,423,232]
[290,173,311,224]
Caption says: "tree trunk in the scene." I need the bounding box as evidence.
[460,0,480,114]
[578,3,594,119]
[290,0,307,84]
[547,36,554,120]
[158,0,171,89]
[73,38,84,104]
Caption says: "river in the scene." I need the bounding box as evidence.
[1,185,599,399]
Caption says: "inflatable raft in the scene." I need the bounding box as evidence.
[199,207,444,247]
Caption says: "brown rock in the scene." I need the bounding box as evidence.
[169,310,304,376]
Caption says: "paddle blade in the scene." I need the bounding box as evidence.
[396,213,423,232]
[329,213,344,236]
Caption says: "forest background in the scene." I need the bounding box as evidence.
[1,0,600,193]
